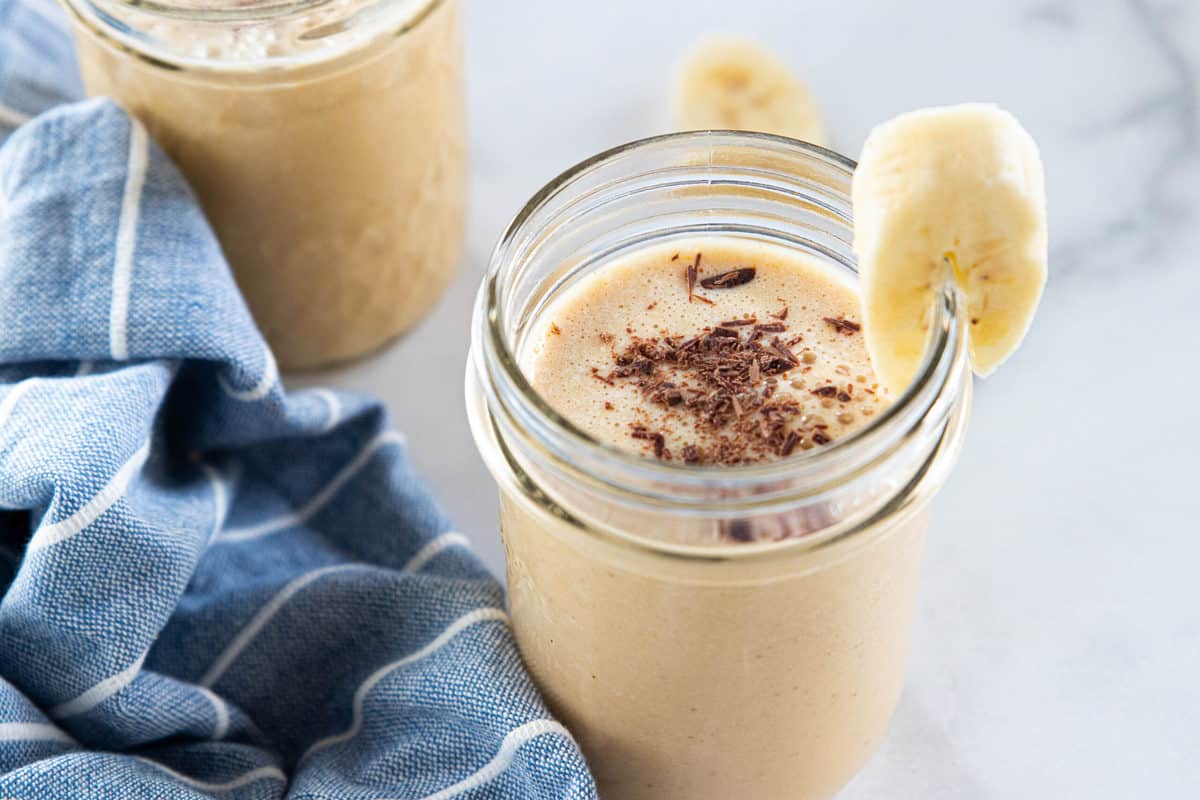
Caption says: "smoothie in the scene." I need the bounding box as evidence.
[65,0,466,369]
[501,238,925,798]
[526,239,888,479]
[468,131,976,800]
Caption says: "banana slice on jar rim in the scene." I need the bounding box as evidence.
[851,103,1048,393]
[673,35,828,148]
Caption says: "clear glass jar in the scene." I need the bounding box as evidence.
[467,132,972,799]
[62,0,466,369]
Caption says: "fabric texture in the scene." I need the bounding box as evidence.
[0,1,596,797]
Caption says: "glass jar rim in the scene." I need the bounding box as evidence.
[63,0,445,73]
[89,0,328,24]
[70,0,436,24]
[469,130,972,564]
[480,132,964,474]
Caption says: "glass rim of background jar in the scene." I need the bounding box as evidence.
[60,0,447,76]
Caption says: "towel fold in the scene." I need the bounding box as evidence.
[0,1,596,797]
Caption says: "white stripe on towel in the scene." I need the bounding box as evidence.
[302,607,509,761]
[217,347,278,402]
[0,722,74,744]
[29,441,151,552]
[201,563,367,688]
[200,463,230,543]
[51,653,146,719]
[0,378,38,431]
[74,360,95,378]
[401,532,471,573]
[312,388,342,433]
[415,719,576,800]
[214,430,405,543]
[109,121,148,361]
[195,686,230,740]
[130,758,286,793]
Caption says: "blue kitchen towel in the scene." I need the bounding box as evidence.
[0,1,597,798]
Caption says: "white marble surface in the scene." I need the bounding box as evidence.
[292,0,1200,795]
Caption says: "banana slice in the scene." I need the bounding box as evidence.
[673,36,828,147]
[852,103,1047,391]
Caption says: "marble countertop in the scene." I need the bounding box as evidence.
[292,0,1199,795]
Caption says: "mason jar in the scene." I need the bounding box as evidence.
[62,0,466,369]
[466,132,972,799]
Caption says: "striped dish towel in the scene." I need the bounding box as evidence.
[0,1,596,797]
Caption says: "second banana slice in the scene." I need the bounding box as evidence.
[673,36,828,147]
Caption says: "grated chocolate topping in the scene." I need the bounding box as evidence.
[598,318,853,465]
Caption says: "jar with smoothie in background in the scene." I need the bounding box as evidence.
[467,132,974,798]
[61,0,466,369]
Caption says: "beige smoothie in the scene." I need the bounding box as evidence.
[64,0,466,369]
[469,105,1035,795]
[496,236,933,798]
[526,238,888,477]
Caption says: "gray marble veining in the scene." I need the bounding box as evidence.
[290,1,1199,795]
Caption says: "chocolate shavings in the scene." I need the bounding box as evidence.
[823,316,861,335]
[700,268,757,289]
